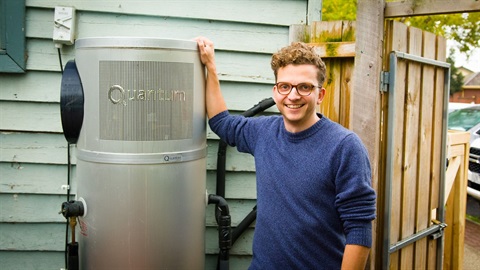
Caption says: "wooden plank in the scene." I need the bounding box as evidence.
[385,0,480,18]
[312,42,356,58]
[321,59,342,123]
[443,189,455,269]
[427,236,438,270]
[0,132,257,171]
[207,140,255,172]
[386,20,409,270]
[0,251,64,270]
[444,156,461,203]
[0,101,62,133]
[449,142,468,269]
[352,0,384,163]
[310,21,356,57]
[339,59,354,129]
[354,2,385,268]
[26,7,291,54]
[26,0,307,27]
[448,144,467,160]
[25,39,275,83]
[0,163,76,195]
[0,71,61,102]
[289,24,311,43]
[219,82,278,113]
[0,132,69,165]
[443,131,469,269]
[414,29,436,269]
[0,194,71,223]
[307,0,322,23]
[309,21,352,56]
[447,131,471,147]
[430,36,447,218]
[0,192,255,226]
[0,162,256,198]
[311,21,343,42]
[428,33,447,270]
[0,222,255,255]
[0,223,66,251]
[27,39,275,84]
[1,88,273,134]
[0,230,254,268]
[399,25,423,270]
[0,74,276,114]
[206,171,256,200]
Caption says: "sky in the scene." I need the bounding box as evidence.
[447,40,480,73]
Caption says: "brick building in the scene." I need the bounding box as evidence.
[450,71,480,104]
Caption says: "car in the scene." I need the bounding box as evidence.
[448,105,480,191]
[448,102,475,114]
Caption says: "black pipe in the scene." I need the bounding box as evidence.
[231,205,257,244]
[216,97,275,201]
[213,97,275,267]
[208,195,232,270]
[216,140,228,199]
[241,97,276,118]
[67,242,79,270]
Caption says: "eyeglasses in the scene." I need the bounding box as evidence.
[275,82,319,96]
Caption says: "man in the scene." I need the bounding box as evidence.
[196,37,376,269]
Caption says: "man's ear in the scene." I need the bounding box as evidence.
[317,88,326,105]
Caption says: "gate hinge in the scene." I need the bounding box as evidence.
[380,71,389,93]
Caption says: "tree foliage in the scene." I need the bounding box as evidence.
[404,13,480,57]
[447,49,466,96]
[322,0,480,57]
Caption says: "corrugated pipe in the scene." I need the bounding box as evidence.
[214,98,275,269]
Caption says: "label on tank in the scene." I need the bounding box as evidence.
[99,61,193,141]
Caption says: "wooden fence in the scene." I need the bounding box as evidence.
[291,20,470,269]
[290,20,355,129]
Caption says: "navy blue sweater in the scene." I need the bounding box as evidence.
[209,111,376,269]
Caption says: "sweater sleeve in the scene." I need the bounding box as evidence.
[208,110,257,154]
[334,133,377,247]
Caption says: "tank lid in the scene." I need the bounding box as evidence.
[75,37,197,50]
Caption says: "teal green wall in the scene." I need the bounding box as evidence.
[0,1,319,269]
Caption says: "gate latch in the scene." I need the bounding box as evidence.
[430,219,447,240]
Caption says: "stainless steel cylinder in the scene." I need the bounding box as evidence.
[73,37,206,269]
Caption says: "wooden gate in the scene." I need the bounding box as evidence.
[291,20,469,269]
[381,20,450,269]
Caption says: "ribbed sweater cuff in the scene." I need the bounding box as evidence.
[345,224,372,248]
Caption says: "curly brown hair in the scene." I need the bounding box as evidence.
[271,42,326,87]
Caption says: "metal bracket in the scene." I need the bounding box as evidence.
[430,220,447,240]
[380,71,390,93]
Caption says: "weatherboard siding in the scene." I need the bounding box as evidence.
[0,1,312,269]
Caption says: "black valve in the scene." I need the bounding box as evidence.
[60,200,85,218]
